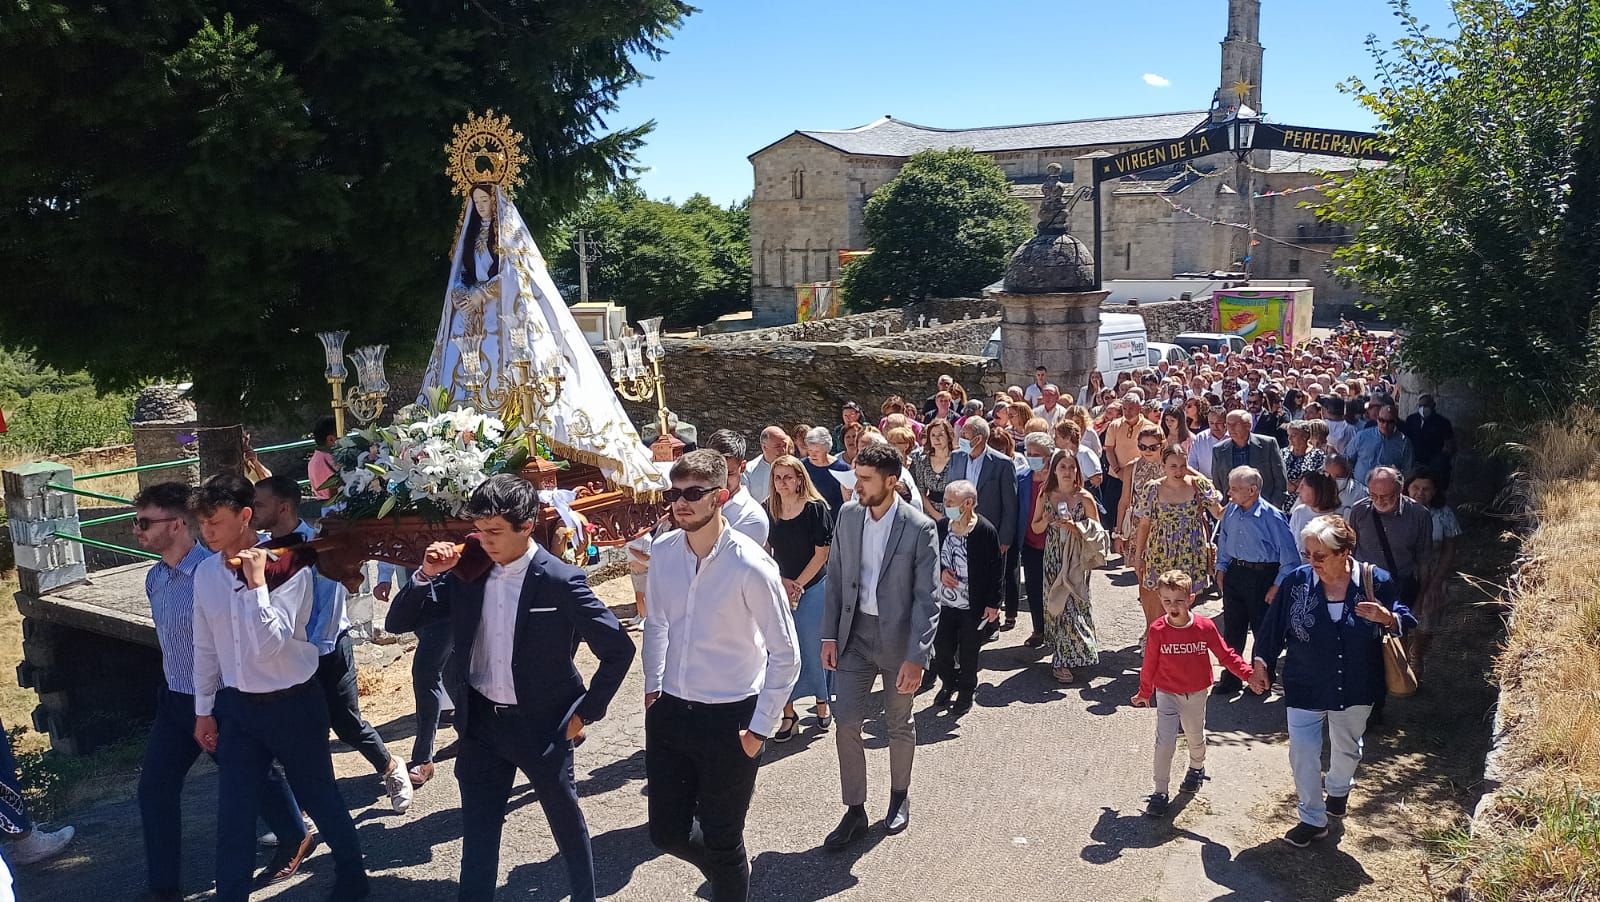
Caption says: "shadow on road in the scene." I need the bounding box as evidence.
[750,830,887,901]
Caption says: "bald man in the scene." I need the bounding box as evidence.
[745,425,793,505]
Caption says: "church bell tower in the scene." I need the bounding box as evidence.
[1211,0,1264,121]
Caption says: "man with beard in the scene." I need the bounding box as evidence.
[643,449,800,901]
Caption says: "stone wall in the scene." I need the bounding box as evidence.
[702,297,999,344]
[860,318,997,356]
[1106,296,1214,342]
[610,342,1003,446]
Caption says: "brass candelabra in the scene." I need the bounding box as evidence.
[316,331,389,436]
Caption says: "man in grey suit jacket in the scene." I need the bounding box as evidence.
[820,443,940,850]
[1211,410,1288,506]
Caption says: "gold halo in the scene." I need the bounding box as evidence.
[445,109,528,197]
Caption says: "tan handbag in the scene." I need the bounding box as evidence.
[1362,563,1417,697]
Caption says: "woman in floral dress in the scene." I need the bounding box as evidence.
[1131,445,1223,630]
[1031,449,1105,684]
[1114,424,1166,554]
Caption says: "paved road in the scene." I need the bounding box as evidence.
[21,563,1307,902]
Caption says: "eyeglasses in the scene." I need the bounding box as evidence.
[133,516,178,531]
[663,486,717,504]
[1137,442,1162,451]
[1308,549,1347,564]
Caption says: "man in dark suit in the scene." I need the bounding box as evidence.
[1211,410,1288,508]
[947,417,1018,630]
[821,443,940,849]
[387,475,636,902]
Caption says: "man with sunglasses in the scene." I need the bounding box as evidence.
[130,482,311,902]
[643,449,800,902]
[1348,403,1415,484]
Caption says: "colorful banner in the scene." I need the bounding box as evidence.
[796,282,841,322]
[1213,290,1292,343]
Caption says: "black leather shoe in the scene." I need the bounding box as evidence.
[950,693,974,716]
[326,873,371,901]
[824,807,870,851]
[885,791,910,835]
[933,687,954,706]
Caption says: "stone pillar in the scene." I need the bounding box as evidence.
[130,385,199,491]
[991,289,1111,390]
[4,462,87,596]
[989,224,1106,393]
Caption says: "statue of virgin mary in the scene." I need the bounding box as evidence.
[420,111,663,495]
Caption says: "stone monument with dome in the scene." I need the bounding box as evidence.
[986,162,1110,389]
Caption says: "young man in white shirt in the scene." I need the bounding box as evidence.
[390,475,635,902]
[188,475,368,902]
[643,449,800,902]
[705,429,770,545]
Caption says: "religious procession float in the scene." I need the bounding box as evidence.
[303,111,670,587]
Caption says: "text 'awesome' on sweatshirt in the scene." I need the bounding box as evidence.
[1136,614,1253,698]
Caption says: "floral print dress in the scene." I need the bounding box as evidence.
[1134,476,1222,591]
[1043,494,1099,669]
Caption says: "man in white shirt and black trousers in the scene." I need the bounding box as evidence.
[188,474,368,902]
[821,442,940,849]
[387,474,635,902]
[644,449,800,902]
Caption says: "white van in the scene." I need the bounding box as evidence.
[983,312,1149,384]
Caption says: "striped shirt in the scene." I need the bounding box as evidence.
[291,521,349,656]
[145,542,214,695]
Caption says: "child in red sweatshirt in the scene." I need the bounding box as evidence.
[1132,570,1257,817]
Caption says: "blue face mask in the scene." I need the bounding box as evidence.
[1027,456,1046,473]
[944,505,963,520]
[958,438,972,454]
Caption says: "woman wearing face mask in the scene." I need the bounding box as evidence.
[1017,432,1054,648]
[1324,453,1367,516]
[929,480,1003,714]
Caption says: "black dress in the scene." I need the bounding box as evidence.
[767,500,834,589]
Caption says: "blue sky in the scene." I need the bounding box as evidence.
[614,0,1456,205]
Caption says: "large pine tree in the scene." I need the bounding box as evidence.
[0,1,691,421]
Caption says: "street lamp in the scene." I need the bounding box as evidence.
[1226,103,1260,161]
[317,331,388,436]
[604,316,678,460]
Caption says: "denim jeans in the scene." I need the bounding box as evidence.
[1287,705,1372,827]
[411,618,454,765]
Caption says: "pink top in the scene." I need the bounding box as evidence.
[308,449,337,501]
[1136,614,1252,698]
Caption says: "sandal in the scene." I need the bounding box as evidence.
[1023,631,1045,649]
[1052,666,1075,685]
[815,708,833,731]
[773,715,798,743]
[408,762,435,787]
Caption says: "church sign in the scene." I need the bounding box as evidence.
[1095,122,1390,184]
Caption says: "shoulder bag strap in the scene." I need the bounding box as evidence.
[1369,507,1399,576]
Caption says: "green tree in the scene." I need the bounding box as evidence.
[0,1,692,422]
[1319,0,1600,401]
[839,148,1030,311]
[553,186,750,326]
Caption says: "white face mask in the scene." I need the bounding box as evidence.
[944,505,963,520]
[1418,406,1433,417]
[958,438,973,454]
[1027,456,1046,473]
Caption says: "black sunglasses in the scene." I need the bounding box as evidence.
[663,486,718,504]
[133,516,179,531]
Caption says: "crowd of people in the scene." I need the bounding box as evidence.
[1,325,1471,902]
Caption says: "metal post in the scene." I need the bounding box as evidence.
[577,229,590,303]
[1092,179,1104,290]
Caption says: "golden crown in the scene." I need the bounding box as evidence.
[445,109,529,197]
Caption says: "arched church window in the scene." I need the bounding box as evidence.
[791,167,805,200]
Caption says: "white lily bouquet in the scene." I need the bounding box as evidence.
[324,387,531,520]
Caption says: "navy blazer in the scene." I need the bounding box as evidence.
[386,545,636,753]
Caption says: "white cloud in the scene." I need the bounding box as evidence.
[1142,73,1171,88]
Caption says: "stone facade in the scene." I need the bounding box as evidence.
[748,0,1362,326]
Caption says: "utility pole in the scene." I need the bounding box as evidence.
[572,229,603,302]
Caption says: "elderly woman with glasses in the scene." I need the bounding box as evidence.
[1249,514,1415,848]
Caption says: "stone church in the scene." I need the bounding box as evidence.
[747,0,1367,325]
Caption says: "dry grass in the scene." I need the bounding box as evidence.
[0,445,140,508]
[1437,408,1600,899]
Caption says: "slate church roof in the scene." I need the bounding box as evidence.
[752,110,1211,159]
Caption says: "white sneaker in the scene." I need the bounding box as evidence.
[259,831,280,847]
[382,762,414,814]
[10,825,75,865]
